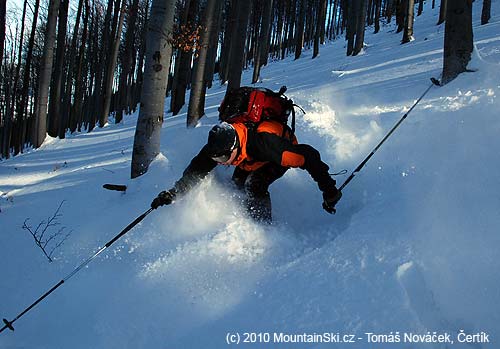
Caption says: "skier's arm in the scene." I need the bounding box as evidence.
[250,132,337,192]
[173,145,218,194]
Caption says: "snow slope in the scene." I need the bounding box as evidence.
[1,2,500,348]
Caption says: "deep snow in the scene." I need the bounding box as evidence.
[1,2,500,348]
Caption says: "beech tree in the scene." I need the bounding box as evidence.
[401,0,415,44]
[101,0,126,126]
[481,0,491,25]
[226,0,252,92]
[131,0,176,178]
[170,0,200,115]
[33,0,60,147]
[0,0,5,73]
[441,0,473,84]
[187,0,223,127]
[437,0,447,25]
[294,0,306,59]
[252,0,274,82]
[353,0,368,56]
[47,0,69,138]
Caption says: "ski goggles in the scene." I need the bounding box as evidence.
[210,138,238,163]
[211,152,233,163]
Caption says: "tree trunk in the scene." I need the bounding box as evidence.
[313,0,327,58]
[116,0,140,123]
[71,0,90,133]
[441,0,473,85]
[18,0,40,131]
[11,0,29,155]
[366,0,373,25]
[48,0,69,138]
[294,0,306,59]
[437,0,447,25]
[226,0,251,92]
[187,0,222,127]
[134,0,150,109]
[481,0,491,25]
[252,0,273,82]
[396,0,406,33]
[101,0,126,126]
[220,0,239,83]
[205,0,223,88]
[131,0,176,178]
[353,0,367,55]
[33,0,61,147]
[417,0,424,15]
[401,0,415,43]
[346,0,358,56]
[374,0,381,33]
[63,0,84,133]
[0,0,6,73]
[170,0,199,115]
[305,0,314,48]
[386,0,393,22]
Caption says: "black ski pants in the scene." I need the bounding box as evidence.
[232,163,288,223]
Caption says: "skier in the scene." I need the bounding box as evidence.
[151,120,342,222]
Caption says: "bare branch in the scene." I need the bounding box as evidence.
[21,200,71,263]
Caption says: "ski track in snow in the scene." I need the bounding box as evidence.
[1,2,500,348]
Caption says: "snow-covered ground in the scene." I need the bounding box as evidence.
[1,2,500,348]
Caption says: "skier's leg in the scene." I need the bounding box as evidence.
[232,166,250,190]
[244,164,288,223]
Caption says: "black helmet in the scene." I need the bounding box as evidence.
[206,122,239,161]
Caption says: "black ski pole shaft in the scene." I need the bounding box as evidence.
[339,78,439,192]
[1,207,154,334]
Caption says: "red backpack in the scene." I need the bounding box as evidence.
[218,86,303,133]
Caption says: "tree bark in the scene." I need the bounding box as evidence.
[18,0,40,130]
[116,0,140,123]
[170,0,199,116]
[131,0,176,178]
[252,0,273,82]
[0,0,6,73]
[226,0,251,92]
[220,0,239,83]
[71,0,90,133]
[386,0,393,23]
[134,0,150,109]
[48,0,69,138]
[205,0,223,88]
[481,0,491,25]
[353,0,367,55]
[441,0,473,84]
[33,0,61,147]
[313,0,327,58]
[187,0,222,127]
[63,0,84,132]
[294,0,306,59]
[346,0,358,55]
[402,0,415,43]
[437,0,447,25]
[417,0,424,16]
[374,0,381,33]
[396,0,406,33]
[101,0,126,126]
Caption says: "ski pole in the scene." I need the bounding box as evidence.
[339,78,440,192]
[1,207,154,334]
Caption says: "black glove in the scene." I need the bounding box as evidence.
[151,189,176,209]
[322,186,342,214]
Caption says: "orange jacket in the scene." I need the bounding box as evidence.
[174,121,336,194]
[230,121,301,171]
